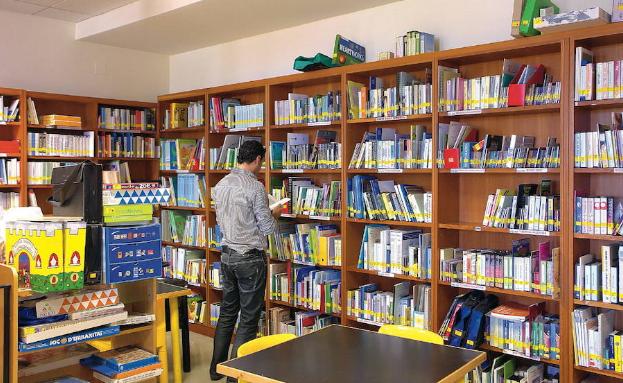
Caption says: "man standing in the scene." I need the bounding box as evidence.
[209,140,281,381]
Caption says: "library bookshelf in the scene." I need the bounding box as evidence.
[155,23,623,383]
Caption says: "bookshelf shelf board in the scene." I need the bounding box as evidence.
[27,184,52,189]
[27,156,94,161]
[279,213,341,222]
[208,247,221,254]
[574,168,623,174]
[160,127,205,134]
[438,168,560,174]
[270,258,342,270]
[574,366,623,379]
[438,222,560,237]
[189,322,214,337]
[270,121,341,130]
[438,280,558,301]
[575,98,623,109]
[347,114,432,124]
[479,344,560,365]
[347,267,430,283]
[573,233,623,241]
[159,205,207,212]
[209,127,265,134]
[188,282,207,289]
[96,128,156,135]
[438,104,560,118]
[573,299,623,311]
[160,169,206,175]
[347,168,432,174]
[270,299,341,318]
[0,184,20,189]
[4,121,20,127]
[346,217,432,228]
[161,241,207,251]
[271,169,341,174]
[27,124,96,132]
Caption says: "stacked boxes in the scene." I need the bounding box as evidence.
[103,223,162,283]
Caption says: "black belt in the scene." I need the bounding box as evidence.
[221,246,264,256]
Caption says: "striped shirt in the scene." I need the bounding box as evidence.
[211,168,276,254]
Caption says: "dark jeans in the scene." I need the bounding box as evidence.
[210,249,267,378]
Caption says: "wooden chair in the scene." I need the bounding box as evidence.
[378,325,443,344]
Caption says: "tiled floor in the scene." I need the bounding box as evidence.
[165,332,227,382]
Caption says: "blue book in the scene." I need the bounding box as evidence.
[81,345,158,373]
[19,326,120,353]
[461,142,473,169]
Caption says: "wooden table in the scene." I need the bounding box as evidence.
[217,325,486,383]
[156,281,191,383]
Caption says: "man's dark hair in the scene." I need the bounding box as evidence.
[237,140,266,164]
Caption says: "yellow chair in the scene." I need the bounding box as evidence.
[236,334,297,383]
[378,324,443,345]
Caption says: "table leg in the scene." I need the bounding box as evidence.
[156,298,168,383]
[180,295,191,372]
[170,297,182,383]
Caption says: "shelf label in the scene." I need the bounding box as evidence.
[377,271,395,278]
[509,229,551,236]
[281,213,296,218]
[474,226,482,232]
[613,168,623,173]
[307,121,331,126]
[450,168,485,173]
[516,168,547,173]
[356,317,382,326]
[282,169,304,173]
[375,116,407,122]
[309,215,331,221]
[229,127,249,132]
[378,168,403,173]
[451,282,486,291]
[176,170,189,173]
[447,109,482,116]
[502,349,541,362]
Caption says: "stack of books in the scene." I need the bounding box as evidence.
[209,97,263,131]
[161,210,206,247]
[160,138,204,171]
[268,222,341,266]
[348,176,432,223]
[572,307,619,371]
[574,245,623,303]
[349,125,433,169]
[574,194,623,235]
[80,346,162,383]
[273,91,341,125]
[357,225,431,279]
[271,178,340,218]
[209,135,262,170]
[394,31,435,57]
[209,262,221,289]
[97,133,157,158]
[163,101,204,129]
[0,96,19,123]
[28,132,95,157]
[41,114,81,128]
[162,246,206,286]
[160,174,206,208]
[270,131,341,170]
[574,112,623,168]
[98,107,156,131]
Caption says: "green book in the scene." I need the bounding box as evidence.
[332,34,365,66]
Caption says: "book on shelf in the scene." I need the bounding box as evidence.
[270,130,341,170]
[273,91,341,125]
[98,106,155,131]
[28,161,78,185]
[347,71,432,119]
[27,97,38,125]
[34,288,120,318]
[440,239,560,298]
[65,304,126,321]
[575,113,623,168]
[82,346,158,373]
[113,313,155,326]
[160,173,206,208]
[347,282,431,329]
[349,125,432,170]
[0,139,20,155]
[40,114,81,128]
[93,368,163,383]
[209,134,262,170]
[481,180,561,232]
[574,193,623,235]
[268,221,341,266]
[97,133,157,158]
[572,307,620,371]
[163,101,204,129]
[162,245,206,284]
[18,325,121,352]
[269,307,338,336]
[357,225,431,279]
[0,191,20,210]
[270,178,340,218]
[347,175,432,223]
[210,262,221,289]
[209,97,263,131]
[161,210,206,247]
[465,354,560,383]
[208,224,222,249]
[0,158,20,185]
[0,96,19,123]
[394,31,435,57]
[160,138,204,171]
[187,294,205,323]
[210,302,221,327]
[574,244,623,304]
[28,131,95,157]
[18,343,98,378]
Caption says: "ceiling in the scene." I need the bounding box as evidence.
[0,0,138,22]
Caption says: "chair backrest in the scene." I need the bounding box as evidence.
[236,334,297,383]
[378,325,443,345]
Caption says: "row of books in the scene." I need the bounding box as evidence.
[208,225,222,249]
[0,158,20,184]
[209,135,262,170]
[268,222,341,266]
[574,47,623,102]
[348,126,433,169]
[163,101,204,129]
[574,245,623,303]
[162,246,206,286]
[347,282,431,329]
[28,132,95,157]
[465,357,559,383]
[267,307,338,336]
[347,71,432,119]
[273,92,341,125]
[269,264,341,315]
[394,31,434,57]
[161,174,206,208]
[0,96,19,123]
[27,161,76,185]
[271,177,341,217]
[269,131,340,170]
[572,307,619,371]
[482,182,561,232]
[440,240,560,297]
[98,106,156,131]
[574,127,623,169]
[160,138,204,171]
[357,225,431,279]
[209,97,264,131]
[188,295,207,324]
[161,210,206,247]
[0,191,19,210]
[97,133,157,158]
[209,262,221,289]
[348,176,432,223]
[574,195,623,235]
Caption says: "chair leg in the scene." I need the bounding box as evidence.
[180,295,191,372]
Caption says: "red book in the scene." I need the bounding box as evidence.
[444,148,460,168]
[0,140,20,155]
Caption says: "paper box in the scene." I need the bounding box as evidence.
[534,7,611,34]
[102,182,171,206]
[63,221,87,290]
[35,288,119,318]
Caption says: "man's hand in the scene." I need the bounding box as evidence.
[272,206,282,219]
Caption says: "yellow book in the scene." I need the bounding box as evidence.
[615,332,622,373]
[318,235,329,266]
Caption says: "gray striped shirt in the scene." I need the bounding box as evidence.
[211,168,276,254]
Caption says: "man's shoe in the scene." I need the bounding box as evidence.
[210,372,224,381]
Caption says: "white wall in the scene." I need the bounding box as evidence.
[169,0,613,92]
[0,9,168,102]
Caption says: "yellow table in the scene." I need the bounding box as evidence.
[157,281,192,383]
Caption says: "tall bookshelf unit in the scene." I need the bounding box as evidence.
[156,24,623,383]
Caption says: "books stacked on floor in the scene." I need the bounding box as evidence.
[81,346,162,383]
[208,225,222,249]
[0,95,19,123]
[268,222,341,266]
[162,246,206,285]
[267,307,339,336]
[273,91,341,125]
[347,71,432,119]
[349,125,433,169]
[18,344,98,378]
[98,106,156,131]
[163,101,204,129]
[574,47,623,102]
[160,138,205,171]
[574,194,623,235]
[574,245,623,303]
[269,130,341,170]
[574,112,623,168]
[210,262,221,289]
[348,176,432,223]
[28,161,77,185]
[188,294,206,324]
[97,133,157,158]
[347,281,431,329]
[394,31,435,57]
[209,134,262,170]
[572,307,621,371]
[464,356,560,383]
[28,131,95,157]
[0,191,19,209]
[271,177,340,218]
[17,288,124,352]
[358,225,431,279]
[438,59,561,112]
[160,174,206,207]
[0,158,20,184]
[209,97,263,131]
[161,210,206,247]
[481,180,561,232]
[441,240,560,297]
